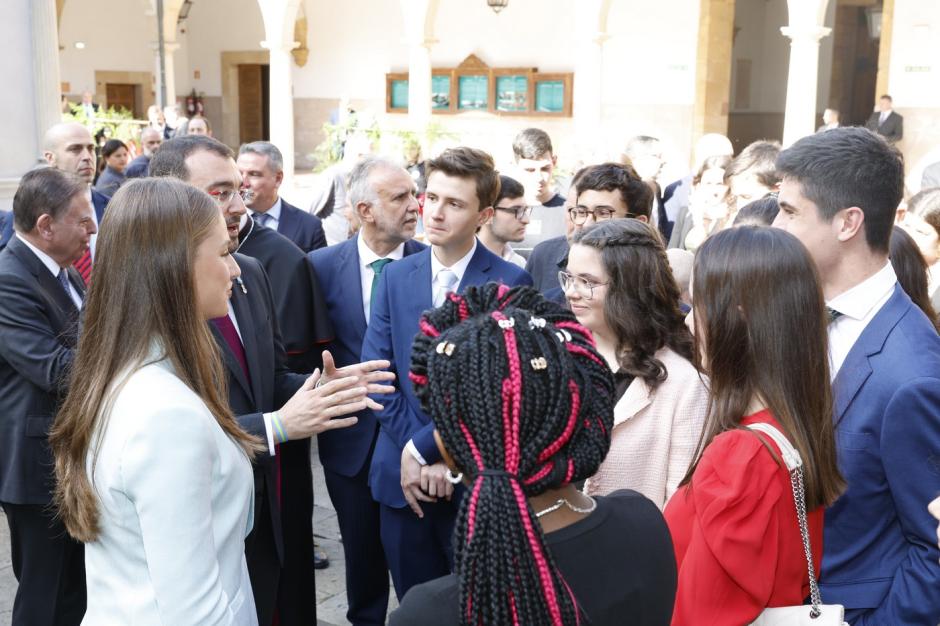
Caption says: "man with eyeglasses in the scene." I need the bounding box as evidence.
[477,175,531,268]
[526,162,653,300]
[149,135,394,625]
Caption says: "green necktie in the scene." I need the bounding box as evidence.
[370,258,394,304]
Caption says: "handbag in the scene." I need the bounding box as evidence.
[745,422,849,626]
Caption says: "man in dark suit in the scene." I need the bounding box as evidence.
[150,136,394,626]
[125,127,163,179]
[527,163,653,303]
[309,156,426,625]
[774,127,940,624]
[42,122,110,283]
[361,148,532,600]
[0,210,13,251]
[865,94,903,143]
[0,168,97,625]
[238,141,327,253]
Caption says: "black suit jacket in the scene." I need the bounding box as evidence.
[866,111,903,143]
[525,234,569,294]
[124,154,151,179]
[0,210,13,252]
[278,199,327,253]
[210,253,306,563]
[0,237,85,504]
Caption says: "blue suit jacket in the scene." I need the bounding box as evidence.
[820,285,940,624]
[279,199,327,254]
[92,188,108,223]
[0,211,13,252]
[308,235,426,477]
[361,243,532,507]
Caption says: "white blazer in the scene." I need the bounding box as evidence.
[585,347,708,509]
[83,359,257,625]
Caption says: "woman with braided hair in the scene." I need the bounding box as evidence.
[564,218,708,509]
[389,283,676,626]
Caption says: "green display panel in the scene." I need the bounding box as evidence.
[495,75,528,112]
[458,75,488,110]
[431,75,451,109]
[390,79,409,109]
[535,80,565,113]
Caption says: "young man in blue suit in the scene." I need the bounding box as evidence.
[308,155,426,625]
[238,141,327,253]
[774,127,940,624]
[361,147,533,599]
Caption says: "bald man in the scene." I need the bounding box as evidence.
[42,123,109,281]
[125,127,163,179]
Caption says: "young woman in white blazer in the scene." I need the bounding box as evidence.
[52,178,263,625]
[563,219,708,509]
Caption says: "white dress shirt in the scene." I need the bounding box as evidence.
[357,235,405,322]
[827,262,897,379]
[406,239,478,465]
[15,234,82,308]
[500,243,527,269]
[254,197,282,230]
[86,186,100,258]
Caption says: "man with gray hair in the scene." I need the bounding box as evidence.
[125,127,163,179]
[238,141,326,253]
[307,155,425,625]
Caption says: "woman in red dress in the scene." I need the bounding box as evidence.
[663,226,845,625]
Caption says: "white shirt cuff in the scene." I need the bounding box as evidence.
[405,439,428,466]
[261,413,277,456]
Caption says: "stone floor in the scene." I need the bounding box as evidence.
[0,436,397,626]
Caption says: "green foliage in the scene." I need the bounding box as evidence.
[62,103,146,144]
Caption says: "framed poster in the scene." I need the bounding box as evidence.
[457,75,489,111]
[495,74,529,112]
[533,73,573,116]
[386,73,409,113]
[431,73,452,110]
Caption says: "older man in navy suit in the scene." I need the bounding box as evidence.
[0,168,97,625]
[774,127,940,624]
[361,148,532,600]
[0,210,13,251]
[308,156,426,625]
[238,141,327,253]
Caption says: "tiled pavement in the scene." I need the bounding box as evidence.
[0,436,398,625]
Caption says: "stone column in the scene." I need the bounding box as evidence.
[31,0,61,138]
[780,25,831,146]
[407,40,433,129]
[262,38,299,191]
[573,0,610,160]
[153,41,180,109]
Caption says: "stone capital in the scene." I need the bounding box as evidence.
[780,25,832,43]
[150,41,181,53]
[261,39,301,53]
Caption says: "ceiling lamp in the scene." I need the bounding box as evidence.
[487,0,508,14]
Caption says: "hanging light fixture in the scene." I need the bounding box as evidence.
[487,0,509,14]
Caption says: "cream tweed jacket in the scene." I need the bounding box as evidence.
[585,347,708,510]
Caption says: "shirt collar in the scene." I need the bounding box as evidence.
[827,261,897,321]
[431,238,477,283]
[357,233,405,268]
[500,243,516,262]
[255,197,282,222]
[15,233,64,277]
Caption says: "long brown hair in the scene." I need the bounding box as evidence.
[681,226,844,510]
[572,218,694,388]
[890,225,940,331]
[51,178,260,542]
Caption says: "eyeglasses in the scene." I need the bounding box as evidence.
[495,204,534,220]
[558,270,609,300]
[208,188,255,207]
[568,206,635,225]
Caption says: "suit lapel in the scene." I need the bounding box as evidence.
[230,284,265,405]
[340,237,367,335]
[9,238,77,320]
[406,250,434,320]
[459,241,493,290]
[277,201,300,242]
[832,286,906,425]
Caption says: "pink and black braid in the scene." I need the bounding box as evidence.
[410,283,615,626]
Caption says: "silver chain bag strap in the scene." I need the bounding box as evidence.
[745,423,849,626]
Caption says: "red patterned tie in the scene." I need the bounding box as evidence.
[73,250,92,284]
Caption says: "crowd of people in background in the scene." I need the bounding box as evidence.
[0,92,939,626]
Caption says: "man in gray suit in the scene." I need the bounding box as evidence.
[0,168,97,625]
[865,94,903,143]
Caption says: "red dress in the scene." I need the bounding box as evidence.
[663,410,824,626]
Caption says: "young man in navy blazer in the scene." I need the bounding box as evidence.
[308,156,426,624]
[361,147,533,599]
[238,141,327,253]
[774,127,940,624]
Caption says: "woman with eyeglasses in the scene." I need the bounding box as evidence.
[562,218,708,509]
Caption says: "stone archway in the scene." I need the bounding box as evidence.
[692,0,735,150]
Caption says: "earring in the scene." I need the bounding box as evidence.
[445,469,464,484]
